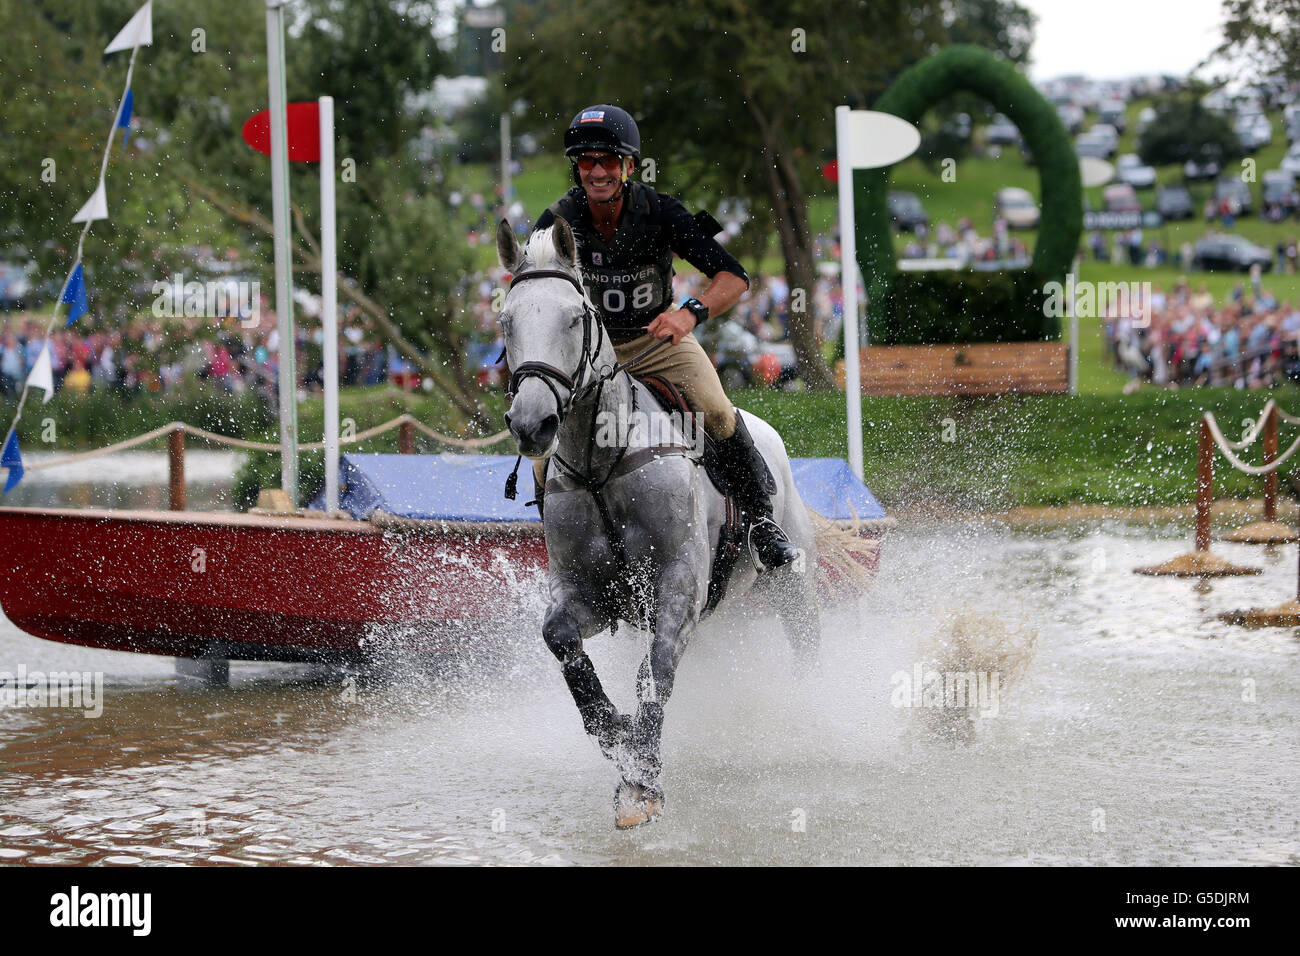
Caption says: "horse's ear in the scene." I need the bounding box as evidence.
[552,216,577,267]
[497,219,522,271]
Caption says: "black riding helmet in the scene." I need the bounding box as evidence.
[564,105,640,187]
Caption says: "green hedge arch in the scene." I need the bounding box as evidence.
[857,45,1082,343]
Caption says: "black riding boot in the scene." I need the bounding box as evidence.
[714,413,800,572]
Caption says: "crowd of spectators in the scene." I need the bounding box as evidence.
[0,303,409,402]
[1104,275,1300,390]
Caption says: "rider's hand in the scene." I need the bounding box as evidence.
[646,308,696,346]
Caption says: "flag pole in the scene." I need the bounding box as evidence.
[266,0,298,501]
[319,95,339,513]
[836,106,864,481]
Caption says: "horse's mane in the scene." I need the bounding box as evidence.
[519,225,598,313]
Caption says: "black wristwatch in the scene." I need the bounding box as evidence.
[680,297,709,326]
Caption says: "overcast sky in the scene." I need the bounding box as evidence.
[1018,0,1228,81]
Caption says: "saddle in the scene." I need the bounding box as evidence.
[635,374,744,617]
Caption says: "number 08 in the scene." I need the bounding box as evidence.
[603,282,656,313]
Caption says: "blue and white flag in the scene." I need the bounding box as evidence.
[25,342,54,403]
[71,182,107,224]
[61,263,88,325]
[1,432,22,494]
[117,89,134,150]
[105,1,153,55]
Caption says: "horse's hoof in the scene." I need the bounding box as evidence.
[614,781,664,829]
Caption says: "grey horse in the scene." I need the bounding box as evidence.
[497,218,820,828]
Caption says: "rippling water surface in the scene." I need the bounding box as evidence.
[1,462,1297,865]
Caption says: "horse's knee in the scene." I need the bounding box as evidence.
[542,607,582,662]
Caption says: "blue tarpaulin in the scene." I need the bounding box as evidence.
[310,453,887,523]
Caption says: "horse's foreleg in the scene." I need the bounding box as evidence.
[542,601,627,758]
[623,560,700,794]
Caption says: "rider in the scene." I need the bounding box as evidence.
[529,104,798,572]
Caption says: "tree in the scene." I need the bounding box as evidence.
[1137,91,1242,168]
[0,0,495,429]
[502,0,1032,388]
[1213,0,1300,83]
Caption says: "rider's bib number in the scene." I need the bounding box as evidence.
[602,282,656,314]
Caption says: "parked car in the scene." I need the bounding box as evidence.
[1281,142,1300,177]
[1183,146,1223,181]
[1214,177,1254,215]
[1116,153,1157,189]
[986,113,1020,145]
[888,191,929,232]
[710,321,799,390]
[1135,106,1157,135]
[1097,100,1127,133]
[993,187,1041,229]
[1191,234,1273,272]
[1234,111,1272,152]
[1056,103,1085,134]
[1075,134,1112,160]
[1103,183,1141,213]
[1089,123,1119,156]
[1262,170,1299,217]
[1155,184,1195,220]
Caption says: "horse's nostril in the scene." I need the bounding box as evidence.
[539,414,559,441]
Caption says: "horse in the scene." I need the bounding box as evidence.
[497,217,821,828]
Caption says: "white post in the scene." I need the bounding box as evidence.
[320,96,339,513]
[500,112,512,214]
[266,0,297,500]
[836,106,864,480]
[1068,254,1080,394]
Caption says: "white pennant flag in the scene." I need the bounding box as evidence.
[72,182,108,223]
[105,1,153,55]
[26,343,54,404]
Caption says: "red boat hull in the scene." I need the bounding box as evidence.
[0,506,884,662]
[0,507,548,661]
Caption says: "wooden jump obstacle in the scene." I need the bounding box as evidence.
[836,342,1069,396]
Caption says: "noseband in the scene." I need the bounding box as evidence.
[504,268,607,418]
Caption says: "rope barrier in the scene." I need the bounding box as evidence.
[1222,399,1275,451]
[1204,411,1300,476]
[23,415,512,472]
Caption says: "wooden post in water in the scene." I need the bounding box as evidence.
[1264,405,1278,523]
[1135,415,1260,576]
[168,425,186,511]
[1194,417,1212,552]
[398,418,414,455]
[1225,402,1296,543]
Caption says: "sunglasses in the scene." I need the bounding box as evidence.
[574,153,624,173]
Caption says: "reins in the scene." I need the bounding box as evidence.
[501,266,671,500]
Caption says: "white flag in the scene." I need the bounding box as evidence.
[26,343,54,404]
[72,182,108,223]
[105,1,153,55]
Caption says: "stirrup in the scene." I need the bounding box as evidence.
[747,515,798,572]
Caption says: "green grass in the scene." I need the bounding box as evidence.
[736,385,1297,509]
[14,380,1297,510]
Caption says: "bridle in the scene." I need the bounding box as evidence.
[500,264,672,501]
[503,268,607,417]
